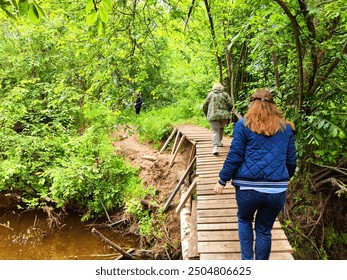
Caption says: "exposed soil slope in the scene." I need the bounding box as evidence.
[112,126,192,258]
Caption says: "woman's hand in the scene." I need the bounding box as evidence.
[214,182,224,194]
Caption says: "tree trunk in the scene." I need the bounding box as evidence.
[203,0,223,82]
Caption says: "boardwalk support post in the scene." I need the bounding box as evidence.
[163,156,196,212]
[175,177,198,214]
[169,135,186,167]
[159,127,177,154]
[171,130,181,155]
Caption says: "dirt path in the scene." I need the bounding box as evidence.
[112,126,192,257]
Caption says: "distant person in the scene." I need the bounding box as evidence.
[134,92,142,115]
[214,88,297,260]
[203,82,233,155]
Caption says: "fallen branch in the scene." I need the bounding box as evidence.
[109,219,127,228]
[91,228,135,260]
[115,248,136,260]
[313,177,346,195]
[96,197,112,224]
[0,223,13,231]
[313,157,347,183]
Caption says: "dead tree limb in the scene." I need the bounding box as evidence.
[91,228,135,260]
[109,219,127,228]
[0,223,13,231]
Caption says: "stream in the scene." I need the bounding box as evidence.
[0,208,139,260]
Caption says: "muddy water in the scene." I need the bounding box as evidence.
[0,209,139,260]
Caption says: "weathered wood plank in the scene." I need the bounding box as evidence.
[197,208,238,217]
[199,253,240,260]
[197,229,288,241]
[197,194,234,200]
[159,127,177,154]
[169,135,186,167]
[188,201,199,259]
[175,178,198,213]
[197,189,235,195]
[163,156,196,212]
[198,240,292,253]
[197,216,238,224]
[197,200,237,209]
[199,252,294,260]
[197,223,239,231]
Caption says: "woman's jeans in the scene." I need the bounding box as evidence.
[235,187,286,260]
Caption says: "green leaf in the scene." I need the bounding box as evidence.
[28,3,40,24]
[331,127,338,137]
[86,10,98,26]
[339,131,345,139]
[317,120,325,129]
[97,18,104,35]
[18,0,29,16]
[3,8,17,20]
[99,4,109,23]
[85,0,94,13]
[10,0,19,10]
[102,0,112,11]
[33,0,45,17]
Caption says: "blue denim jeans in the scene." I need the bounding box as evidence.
[235,187,286,260]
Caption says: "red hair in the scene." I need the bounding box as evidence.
[245,88,294,136]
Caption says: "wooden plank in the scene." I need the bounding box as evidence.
[197,194,234,200]
[197,223,238,231]
[198,241,240,253]
[269,253,294,260]
[163,156,196,212]
[197,189,234,195]
[196,170,222,175]
[197,147,230,151]
[197,159,226,164]
[198,230,239,241]
[197,216,238,223]
[199,252,294,260]
[171,131,181,155]
[196,164,224,169]
[169,135,186,167]
[188,200,199,259]
[187,142,196,165]
[175,178,198,213]
[159,127,177,154]
[199,173,223,179]
[198,240,292,253]
[197,200,237,209]
[197,208,238,217]
[200,253,240,260]
[197,229,290,241]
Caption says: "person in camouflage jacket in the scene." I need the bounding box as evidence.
[203,83,233,155]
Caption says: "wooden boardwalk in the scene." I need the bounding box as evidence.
[162,124,294,260]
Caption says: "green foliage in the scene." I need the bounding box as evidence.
[134,98,208,148]
[124,185,165,240]
[0,0,44,23]
[325,227,347,250]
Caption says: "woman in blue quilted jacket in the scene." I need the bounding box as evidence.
[214,88,297,260]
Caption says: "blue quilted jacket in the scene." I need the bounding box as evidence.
[218,118,297,189]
